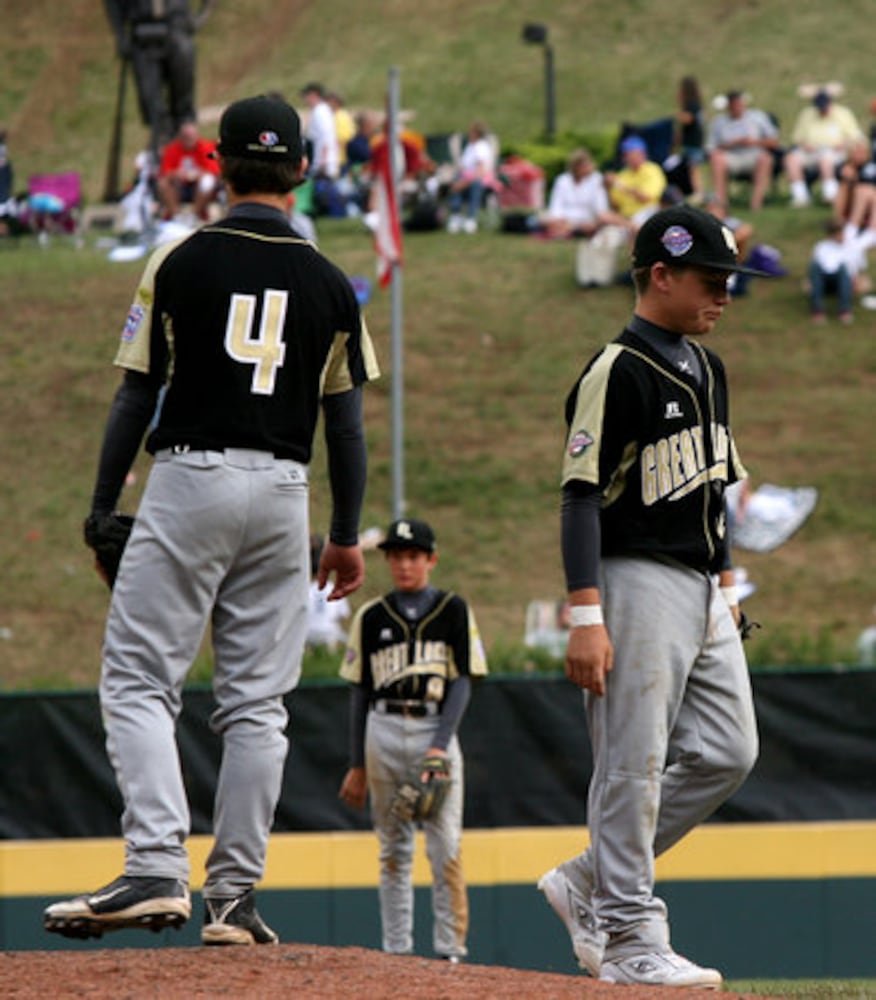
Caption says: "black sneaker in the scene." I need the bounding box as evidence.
[43,874,191,939]
[201,888,278,945]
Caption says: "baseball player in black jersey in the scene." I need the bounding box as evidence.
[538,206,767,988]
[44,95,379,945]
[338,519,488,960]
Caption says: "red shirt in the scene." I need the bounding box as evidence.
[160,138,219,180]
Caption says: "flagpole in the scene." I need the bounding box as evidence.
[388,66,405,519]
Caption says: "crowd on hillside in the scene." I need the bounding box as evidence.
[537,77,876,321]
[6,66,876,320]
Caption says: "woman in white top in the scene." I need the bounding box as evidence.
[447,121,497,233]
[543,148,615,238]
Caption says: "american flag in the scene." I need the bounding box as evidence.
[370,140,403,287]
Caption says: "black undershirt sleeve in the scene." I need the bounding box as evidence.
[561,480,602,592]
[322,387,367,547]
[347,683,369,768]
[90,370,161,515]
[720,495,733,572]
[431,674,472,752]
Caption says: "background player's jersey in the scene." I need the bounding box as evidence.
[114,211,379,462]
[341,591,488,704]
[562,327,746,574]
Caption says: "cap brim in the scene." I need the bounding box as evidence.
[698,259,776,278]
[377,541,433,552]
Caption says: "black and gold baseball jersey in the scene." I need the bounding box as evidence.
[562,326,746,574]
[341,591,488,704]
[115,209,378,462]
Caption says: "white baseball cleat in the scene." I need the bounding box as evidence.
[600,950,722,989]
[537,866,606,976]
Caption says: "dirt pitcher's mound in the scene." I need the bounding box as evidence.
[0,944,761,998]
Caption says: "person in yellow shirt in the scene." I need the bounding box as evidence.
[604,135,667,229]
[328,91,357,170]
[785,89,864,207]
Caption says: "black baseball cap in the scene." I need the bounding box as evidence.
[378,519,436,554]
[632,205,773,277]
[215,95,303,161]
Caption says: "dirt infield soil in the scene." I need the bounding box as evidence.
[0,944,763,998]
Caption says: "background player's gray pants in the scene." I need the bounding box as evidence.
[100,449,310,898]
[562,556,758,960]
[365,711,467,957]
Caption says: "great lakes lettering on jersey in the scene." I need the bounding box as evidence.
[641,421,730,506]
[341,590,488,702]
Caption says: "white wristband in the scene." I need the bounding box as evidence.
[568,604,604,628]
[720,585,739,608]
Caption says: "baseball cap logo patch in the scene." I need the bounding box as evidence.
[378,517,436,553]
[721,225,738,254]
[661,225,694,258]
[216,95,303,161]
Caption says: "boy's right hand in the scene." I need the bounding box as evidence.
[339,766,368,809]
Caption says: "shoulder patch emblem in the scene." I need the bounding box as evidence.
[121,304,146,342]
[568,429,594,457]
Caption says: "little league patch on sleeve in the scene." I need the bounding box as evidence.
[568,429,594,457]
[121,304,146,342]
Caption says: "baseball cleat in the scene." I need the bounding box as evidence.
[43,874,191,939]
[201,888,278,945]
[600,950,722,988]
[537,865,606,976]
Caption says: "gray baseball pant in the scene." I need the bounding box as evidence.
[561,555,758,959]
[100,448,310,898]
[365,710,468,957]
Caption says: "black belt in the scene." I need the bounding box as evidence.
[374,699,438,718]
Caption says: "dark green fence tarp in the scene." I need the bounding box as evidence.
[2,671,876,839]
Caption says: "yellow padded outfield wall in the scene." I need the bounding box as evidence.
[4,821,876,897]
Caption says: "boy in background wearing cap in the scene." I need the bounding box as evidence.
[44,95,378,946]
[539,206,766,988]
[339,518,488,961]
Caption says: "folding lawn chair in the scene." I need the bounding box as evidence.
[25,171,82,243]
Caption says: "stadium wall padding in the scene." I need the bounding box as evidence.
[2,671,876,839]
[3,673,876,974]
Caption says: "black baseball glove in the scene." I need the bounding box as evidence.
[391,753,452,822]
[83,512,135,588]
[739,610,761,641]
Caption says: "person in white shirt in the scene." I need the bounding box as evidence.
[301,82,340,180]
[306,535,351,650]
[446,121,497,234]
[543,148,615,238]
[708,90,780,211]
[541,148,630,287]
[809,219,856,323]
